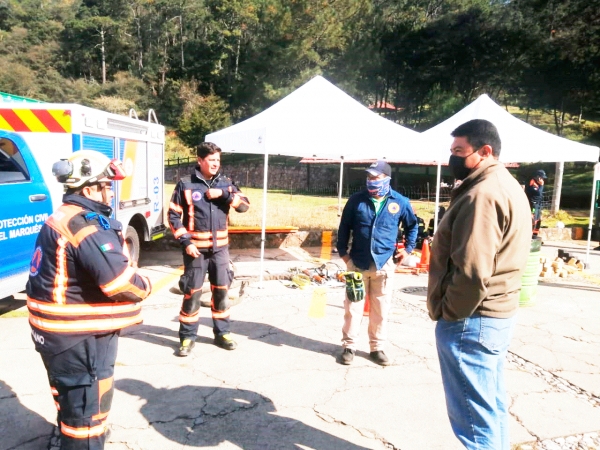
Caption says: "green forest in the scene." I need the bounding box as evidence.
[1,0,599,156]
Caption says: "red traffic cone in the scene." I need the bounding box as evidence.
[418,239,430,271]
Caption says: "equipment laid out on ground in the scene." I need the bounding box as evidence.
[0,102,166,299]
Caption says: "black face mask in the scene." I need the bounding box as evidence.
[448,152,475,181]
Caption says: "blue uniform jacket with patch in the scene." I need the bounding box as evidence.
[26,194,152,355]
[168,167,250,252]
[336,189,418,271]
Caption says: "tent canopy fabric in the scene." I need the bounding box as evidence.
[206,76,424,161]
[422,94,600,163]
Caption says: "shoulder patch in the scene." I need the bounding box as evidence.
[30,246,43,277]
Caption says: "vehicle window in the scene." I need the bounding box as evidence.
[0,138,30,184]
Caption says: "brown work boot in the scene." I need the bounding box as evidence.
[369,351,390,366]
[176,339,195,357]
[340,348,355,365]
[214,333,237,350]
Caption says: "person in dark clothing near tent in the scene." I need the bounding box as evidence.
[525,169,547,238]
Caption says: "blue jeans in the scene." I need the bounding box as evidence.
[435,314,516,450]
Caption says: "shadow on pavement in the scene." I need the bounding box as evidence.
[121,320,369,363]
[116,379,371,449]
[0,295,26,316]
[539,282,600,293]
[0,380,56,450]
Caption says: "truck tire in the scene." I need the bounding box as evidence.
[125,226,140,264]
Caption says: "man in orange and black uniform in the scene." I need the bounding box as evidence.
[169,142,249,356]
[26,150,152,449]
[525,169,547,238]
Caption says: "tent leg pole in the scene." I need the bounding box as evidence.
[259,153,269,288]
[585,163,600,264]
[338,158,344,216]
[434,161,441,234]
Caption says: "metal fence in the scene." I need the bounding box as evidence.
[165,156,195,167]
[165,156,547,206]
[271,183,453,203]
[541,189,553,210]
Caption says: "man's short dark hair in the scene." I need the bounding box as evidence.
[197,142,222,159]
[451,119,501,157]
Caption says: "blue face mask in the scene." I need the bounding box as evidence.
[366,177,391,197]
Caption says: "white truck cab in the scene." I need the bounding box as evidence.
[0,102,165,299]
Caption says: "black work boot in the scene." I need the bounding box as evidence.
[214,333,237,350]
[369,351,390,366]
[176,339,195,357]
[340,348,355,365]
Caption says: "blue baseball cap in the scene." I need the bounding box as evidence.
[366,160,391,177]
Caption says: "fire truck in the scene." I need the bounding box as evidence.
[0,95,166,299]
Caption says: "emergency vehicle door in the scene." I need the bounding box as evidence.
[0,131,52,279]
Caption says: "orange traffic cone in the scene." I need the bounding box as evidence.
[418,239,430,271]
[363,294,370,316]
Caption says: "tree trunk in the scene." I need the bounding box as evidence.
[100,27,106,84]
[551,161,564,214]
[179,15,184,69]
[234,34,241,79]
[553,99,565,136]
[136,16,143,71]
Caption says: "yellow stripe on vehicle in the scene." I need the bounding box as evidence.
[13,109,49,132]
[120,140,138,201]
[0,113,14,131]
[47,109,72,132]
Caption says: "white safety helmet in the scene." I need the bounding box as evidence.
[52,150,126,189]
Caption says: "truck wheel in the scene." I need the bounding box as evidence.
[125,226,140,264]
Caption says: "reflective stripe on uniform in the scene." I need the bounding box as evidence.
[29,315,142,333]
[191,237,229,248]
[53,236,68,304]
[211,285,228,290]
[179,310,200,323]
[47,205,98,248]
[60,420,107,439]
[174,227,188,238]
[101,266,137,296]
[212,309,230,319]
[169,201,183,213]
[28,297,141,316]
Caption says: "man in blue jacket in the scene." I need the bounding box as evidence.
[336,160,418,365]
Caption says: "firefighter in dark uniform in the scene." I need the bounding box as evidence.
[169,142,249,356]
[26,150,152,450]
[525,169,547,238]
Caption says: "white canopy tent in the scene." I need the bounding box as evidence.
[422,94,600,260]
[207,75,422,159]
[206,75,424,284]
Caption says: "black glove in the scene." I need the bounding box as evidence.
[342,271,365,302]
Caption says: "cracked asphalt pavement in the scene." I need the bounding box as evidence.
[1,241,599,449]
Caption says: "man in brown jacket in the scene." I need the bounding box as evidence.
[427,119,531,450]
